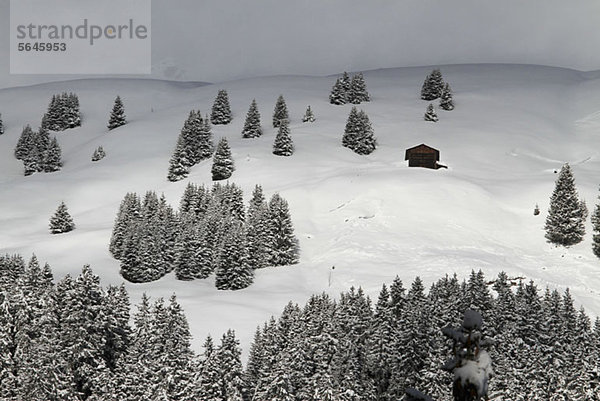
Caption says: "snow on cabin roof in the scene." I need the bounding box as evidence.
[405,143,440,161]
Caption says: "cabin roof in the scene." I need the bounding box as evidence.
[405,143,440,161]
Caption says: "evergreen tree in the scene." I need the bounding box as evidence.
[343,108,377,155]
[174,217,202,281]
[107,96,127,130]
[49,201,75,234]
[348,73,370,104]
[211,138,235,181]
[215,219,254,290]
[424,104,438,122]
[246,185,271,269]
[592,187,600,258]
[273,95,290,128]
[42,137,62,172]
[544,163,586,246]
[109,192,141,259]
[341,71,351,93]
[167,136,190,182]
[0,113,3,135]
[267,194,300,266]
[439,83,454,111]
[421,69,444,101]
[211,89,232,125]
[342,107,360,150]
[273,119,294,156]
[242,99,263,138]
[23,147,41,176]
[302,105,316,123]
[198,116,214,160]
[329,78,347,105]
[92,146,107,162]
[14,125,35,160]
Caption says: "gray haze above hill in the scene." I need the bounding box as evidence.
[1,0,599,88]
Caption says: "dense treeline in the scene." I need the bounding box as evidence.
[245,271,600,401]
[2,257,598,400]
[109,182,300,288]
[0,255,202,400]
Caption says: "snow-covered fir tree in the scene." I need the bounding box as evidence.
[167,110,214,181]
[215,219,254,290]
[211,89,233,125]
[49,201,75,234]
[424,104,438,122]
[212,138,235,181]
[42,136,63,172]
[302,105,316,123]
[348,72,370,104]
[92,146,106,162]
[107,95,127,130]
[592,188,600,258]
[14,125,35,160]
[267,194,300,266]
[439,83,455,111]
[421,69,444,101]
[0,113,4,135]
[273,95,290,128]
[273,119,294,156]
[341,71,352,93]
[242,99,262,138]
[167,136,190,182]
[342,107,377,155]
[246,185,271,270]
[198,116,214,160]
[544,163,586,246]
[329,78,347,105]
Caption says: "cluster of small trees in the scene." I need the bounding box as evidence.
[421,69,454,122]
[343,107,377,155]
[330,72,370,105]
[168,110,214,182]
[109,191,178,283]
[41,92,81,131]
[544,164,597,256]
[171,95,308,183]
[14,125,62,175]
[109,183,300,288]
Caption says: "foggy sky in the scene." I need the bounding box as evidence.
[1,0,599,87]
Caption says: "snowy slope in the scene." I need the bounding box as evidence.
[1,64,599,356]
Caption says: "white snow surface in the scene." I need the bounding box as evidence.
[1,64,600,359]
[455,351,493,397]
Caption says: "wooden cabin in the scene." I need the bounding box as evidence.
[405,144,446,169]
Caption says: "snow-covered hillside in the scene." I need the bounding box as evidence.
[1,64,599,355]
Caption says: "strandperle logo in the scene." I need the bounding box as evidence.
[10,0,151,75]
[16,19,149,46]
